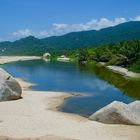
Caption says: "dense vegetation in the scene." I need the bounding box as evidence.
[0,21,140,55]
[0,36,77,56]
[41,21,140,49]
[0,21,140,72]
[77,40,140,72]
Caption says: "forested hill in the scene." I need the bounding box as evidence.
[41,21,140,49]
[0,21,140,55]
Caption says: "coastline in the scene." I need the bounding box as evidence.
[0,56,41,64]
[0,58,140,140]
[0,76,140,140]
[1,55,140,79]
[107,65,140,78]
[98,62,140,78]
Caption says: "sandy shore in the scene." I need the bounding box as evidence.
[107,65,140,78]
[1,56,139,79]
[0,56,41,64]
[0,79,140,140]
[0,58,139,140]
[99,62,140,78]
[98,62,140,78]
[16,78,37,90]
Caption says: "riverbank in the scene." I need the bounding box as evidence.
[107,65,140,78]
[0,59,140,140]
[1,56,140,80]
[98,62,140,78]
[0,56,41,64]
[0,78,140,140]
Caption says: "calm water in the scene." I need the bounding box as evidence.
[2,60,140,117]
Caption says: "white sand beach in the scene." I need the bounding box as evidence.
[0,56,41,64]
[0,57,139,140]
[0,78,140,140]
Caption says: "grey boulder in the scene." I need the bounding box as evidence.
[0,68,22,101]
[89,101,140,125]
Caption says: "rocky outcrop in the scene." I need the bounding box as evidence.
[89,101,140,125]
[42,53,51,61]
[0,68,22,101]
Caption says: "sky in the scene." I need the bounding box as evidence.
[0,0,140,41]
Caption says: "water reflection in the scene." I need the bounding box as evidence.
[80,63,140,99]
[1,60,139,116]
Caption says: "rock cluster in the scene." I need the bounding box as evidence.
[89,101,140,125]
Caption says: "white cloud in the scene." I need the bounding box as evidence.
[47,17,127,36]
[53,23,68,30]
[11,18,126,39]
[132,15,140,21]
[8,15,140,40]
[38,30,49,37]
[13,29,32,38]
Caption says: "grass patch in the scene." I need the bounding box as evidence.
[127,77,140,81]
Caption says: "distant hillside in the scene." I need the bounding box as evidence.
[0,21,140,55]
[42,21,140,48]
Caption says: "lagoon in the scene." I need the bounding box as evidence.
[1,60,140,117]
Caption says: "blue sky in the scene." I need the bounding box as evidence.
[0,0,140,41]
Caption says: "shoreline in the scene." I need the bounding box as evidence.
[98,62,140,78]
[16,78,76,112]
[0,77,140,140]
[0,56,41,64]
[1,55,140,79]
[107,65,140,78]
[0,58,140,140]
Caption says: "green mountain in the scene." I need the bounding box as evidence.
[41,21,140,48]
[0,21,140,55]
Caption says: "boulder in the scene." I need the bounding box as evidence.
[0,68,22,101]
[42,53,51,61]
[89,101,140,125]
[129,101,140,110]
